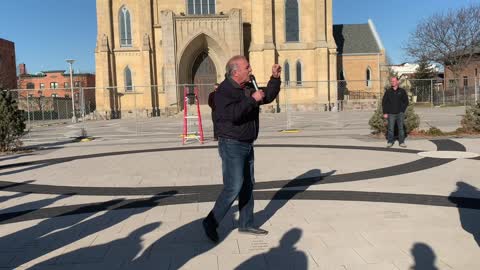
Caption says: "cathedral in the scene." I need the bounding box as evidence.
[95,0,385,117]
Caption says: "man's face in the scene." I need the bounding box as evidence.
[233,58,252,84]
[390,78,399,88]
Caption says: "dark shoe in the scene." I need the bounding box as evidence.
[238,227,269,235]
[202,212,219,243]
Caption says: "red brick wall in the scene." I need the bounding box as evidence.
[444,54,480,84]
[0,39,17,89]
[18,69,96,111]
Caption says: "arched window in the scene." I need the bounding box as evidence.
[366,67,372,87]
[285,0,299,42]
[187,0,216,15]
[26,83,35,89]
[119,6,132,47]
[284,61,290,86]
[296,60,302,86]
[125,66,133,91]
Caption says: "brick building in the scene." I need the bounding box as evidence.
[0,38,17,90]
[444,48,480,96]
[333,20,388,100]
[18,64,96,111]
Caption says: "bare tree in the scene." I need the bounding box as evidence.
[405,4,480,87]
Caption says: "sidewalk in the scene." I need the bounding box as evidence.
[0,113,479,269]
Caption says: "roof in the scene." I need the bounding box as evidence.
[333,22,382,54]
[41,70,66,73]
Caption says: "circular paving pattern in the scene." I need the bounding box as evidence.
[418,151,479,159]
[0,139,478,224]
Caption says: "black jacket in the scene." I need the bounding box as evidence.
[382,87,409,114]
[208,91,216,111]
[214,76,281,142]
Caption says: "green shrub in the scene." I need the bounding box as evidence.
[404,105,420,134]
[0,91,27,152]
[369,103,420,135]
[425,126,444,136]
[461,102,480,132]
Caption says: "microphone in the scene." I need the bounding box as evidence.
[249,74,259,91]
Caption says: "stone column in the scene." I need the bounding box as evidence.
[160,10,178,114]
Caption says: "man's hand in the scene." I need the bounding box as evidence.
[383,114,388,119]
[252,90,265,102]
[272,64,281,78]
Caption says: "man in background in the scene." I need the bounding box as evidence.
[208,83,219,141]
[382,77,409,148]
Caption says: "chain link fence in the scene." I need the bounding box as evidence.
[405,77,479,106]
[10,87,95,124]
[9,77,479,140]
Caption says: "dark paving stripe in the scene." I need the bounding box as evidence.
[0,157,453,196]
[0,140,459,196]
[0,190,478,224]
[0,144,420,171]
[431,139,466,152]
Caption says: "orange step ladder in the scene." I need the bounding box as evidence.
[182,86,204,144]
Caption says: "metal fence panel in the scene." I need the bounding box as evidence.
[9,77,479,141]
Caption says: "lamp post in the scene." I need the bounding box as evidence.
[66,59,77,123]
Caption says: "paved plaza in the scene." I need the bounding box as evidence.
[0,107,479,269]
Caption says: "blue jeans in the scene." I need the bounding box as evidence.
[387,112,405,144]
[211,137,255,229]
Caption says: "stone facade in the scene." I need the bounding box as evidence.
[95,0,338,118]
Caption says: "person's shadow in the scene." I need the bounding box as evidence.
[0,191,28,204]
[27,222,162,269]
[410,242,439,270]
[449,181,480,247]
[126,169,329,269]
[234,228,307,270]
[255,169,334,228]
[0,193,72,223]
[2,192,176,269]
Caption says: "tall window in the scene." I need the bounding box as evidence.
[449,79,455,88]
[366,68,372,87]
[285,0,299,42]
[463,76,468,87]
[187,0,215,15]
[64,82,69,88]
[125,66,133,92]
[296,60,302,86]
[40,83,45,89]
[284,61,290,86]
[50,82,58,89]
[119,6,132,47]
[26,83,34,89]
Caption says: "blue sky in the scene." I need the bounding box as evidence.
[333,0,478,64]
[0,0,477,74]
[0,0,97,74]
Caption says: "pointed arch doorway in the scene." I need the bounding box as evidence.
[192,51,217,104]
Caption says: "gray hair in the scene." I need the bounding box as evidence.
[225,55,247,77]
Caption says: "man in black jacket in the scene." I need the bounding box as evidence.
[202,55,282,243]
[382,77,409,148]
[208,83,219,140]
